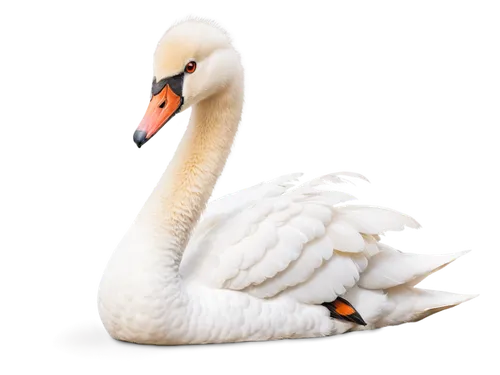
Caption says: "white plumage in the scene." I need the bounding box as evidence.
[98,19,475,345]
[181,172,467,313]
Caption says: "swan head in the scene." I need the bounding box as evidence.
[134,19,242,148]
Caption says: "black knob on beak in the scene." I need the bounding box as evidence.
[133,130,147,148]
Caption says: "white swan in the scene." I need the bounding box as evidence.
[98,19,474,345]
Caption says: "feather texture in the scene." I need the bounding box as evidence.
[359,245,469,289]
[177,172,473,342]
[99,19,475,345]
[182,173,427,307]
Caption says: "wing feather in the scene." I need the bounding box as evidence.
[335,205,420,234]
[203,173,303,219]
[226,225,307,290]
[281,253,363,304]
[182,172,420,308]
[245,235,335,298]
[327,222,365,253]
[359,244,468,289]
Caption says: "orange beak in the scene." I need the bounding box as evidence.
[133,84,183,148]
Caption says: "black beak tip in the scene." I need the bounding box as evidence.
[133,130,147,148]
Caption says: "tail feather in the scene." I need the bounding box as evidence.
[375,286,477,328]
[359,245,469,290]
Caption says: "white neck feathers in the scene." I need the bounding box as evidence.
[138,76,243,261]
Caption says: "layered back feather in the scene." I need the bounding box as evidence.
[180,172,474,329]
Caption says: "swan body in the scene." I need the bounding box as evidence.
[98,19,474,345]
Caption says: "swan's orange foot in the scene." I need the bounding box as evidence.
[323,297,367,326]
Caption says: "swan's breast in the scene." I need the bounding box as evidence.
[166,284,334,344]
[98,228,189,344]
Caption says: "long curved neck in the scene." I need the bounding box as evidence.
[139,77,243,263]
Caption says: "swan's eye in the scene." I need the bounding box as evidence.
[184,61,197,74]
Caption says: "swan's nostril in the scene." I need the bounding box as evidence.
[159,101,166,109]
